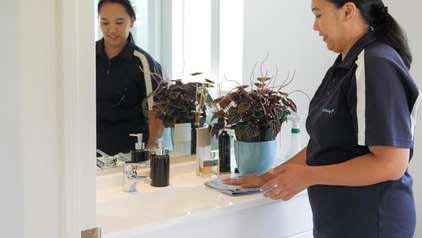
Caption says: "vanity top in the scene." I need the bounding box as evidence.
[96,156,307,237]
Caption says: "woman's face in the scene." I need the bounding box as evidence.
[311,0,348,53]
[99,3,134,48]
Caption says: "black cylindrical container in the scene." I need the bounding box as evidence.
[150,152,170,187]
[218,130,231,173]
[131,150,149,163]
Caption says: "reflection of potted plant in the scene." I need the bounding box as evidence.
[152,73,214,154]
[210,74,297,175]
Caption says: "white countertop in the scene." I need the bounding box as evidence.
[96,157,308,237]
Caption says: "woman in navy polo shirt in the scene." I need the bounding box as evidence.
[226,1,419,237]
[96,0,163,155]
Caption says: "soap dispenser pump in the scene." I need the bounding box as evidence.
[285,113,302,161]
[129,133,148,163]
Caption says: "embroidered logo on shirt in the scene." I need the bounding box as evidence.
[321,108,335,115]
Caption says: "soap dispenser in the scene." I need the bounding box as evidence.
[129,133,148,163]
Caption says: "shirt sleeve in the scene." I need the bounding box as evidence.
[348,54,414,148]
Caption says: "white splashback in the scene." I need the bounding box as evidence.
[243,0,336,160]
[243,1,422,235]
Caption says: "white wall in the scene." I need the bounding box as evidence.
[243,0,335,158]
[18,1,62,237]
[0,1,63,237]
[243,0,422,235]
[0,0,96,237]
[0,2,23,238]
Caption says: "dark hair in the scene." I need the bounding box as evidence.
[327,0,412,69]
[98,0,136,21]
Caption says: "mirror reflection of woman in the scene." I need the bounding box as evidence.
[96,0,163,155]
[226,1,418,237]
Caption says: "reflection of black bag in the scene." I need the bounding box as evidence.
[190,111,207,154]
[218,130,231,173]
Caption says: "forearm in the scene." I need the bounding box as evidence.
[308,150,408,187]
[147,110,164,145]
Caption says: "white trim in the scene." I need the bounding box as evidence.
[148,0,162,60]
[134,50,154,110]
[160,0,173,78]
[62,0,96,236]
[355,51,367,146]
[211,0,221,83]
[411,90,422,138]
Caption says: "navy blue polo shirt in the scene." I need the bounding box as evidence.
[96,34,162,155]
[306,32,420,238]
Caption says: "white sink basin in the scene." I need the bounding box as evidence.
[96,160,247,234]
[97,186,235,233]
[96,159,313,238]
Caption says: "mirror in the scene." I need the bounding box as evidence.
[95,0,244,170]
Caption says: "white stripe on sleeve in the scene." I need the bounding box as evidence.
[134,50,154,111]
[411,90,422,139]
[355,50,366,146]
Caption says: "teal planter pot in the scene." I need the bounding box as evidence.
[234,140,277,176]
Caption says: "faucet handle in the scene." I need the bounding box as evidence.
[96,149,110,158]
[124,163,138,178]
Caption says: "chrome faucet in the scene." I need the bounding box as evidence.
[96,149,117,169]
[123,163,139,192]
[122,162,150,192]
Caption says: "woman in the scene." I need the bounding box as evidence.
[226,1,419,237]
[96,0,163,155]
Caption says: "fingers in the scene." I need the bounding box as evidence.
[261,180,277,192]
[242,183,260,188]
[262,178,292,201]
[223,176,263,187]
[222,178,243,185]
[263,186,293,201]
[223,177,251,186]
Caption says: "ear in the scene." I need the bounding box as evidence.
[130,18,135,28]
[342,2,358,21]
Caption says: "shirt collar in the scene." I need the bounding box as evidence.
[335,31,377,69]
[96,33,135,61]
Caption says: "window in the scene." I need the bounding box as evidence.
[95,0,244,89]
[172,0,212,81]
[171,0,244,90]
[131,0,149,52]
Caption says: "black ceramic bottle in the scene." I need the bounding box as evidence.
[150,151,170,187]
[218,130,231,173]
[150,139,170,187]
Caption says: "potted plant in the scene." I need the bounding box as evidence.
[152,73,214,154]
[210,74,297,175]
